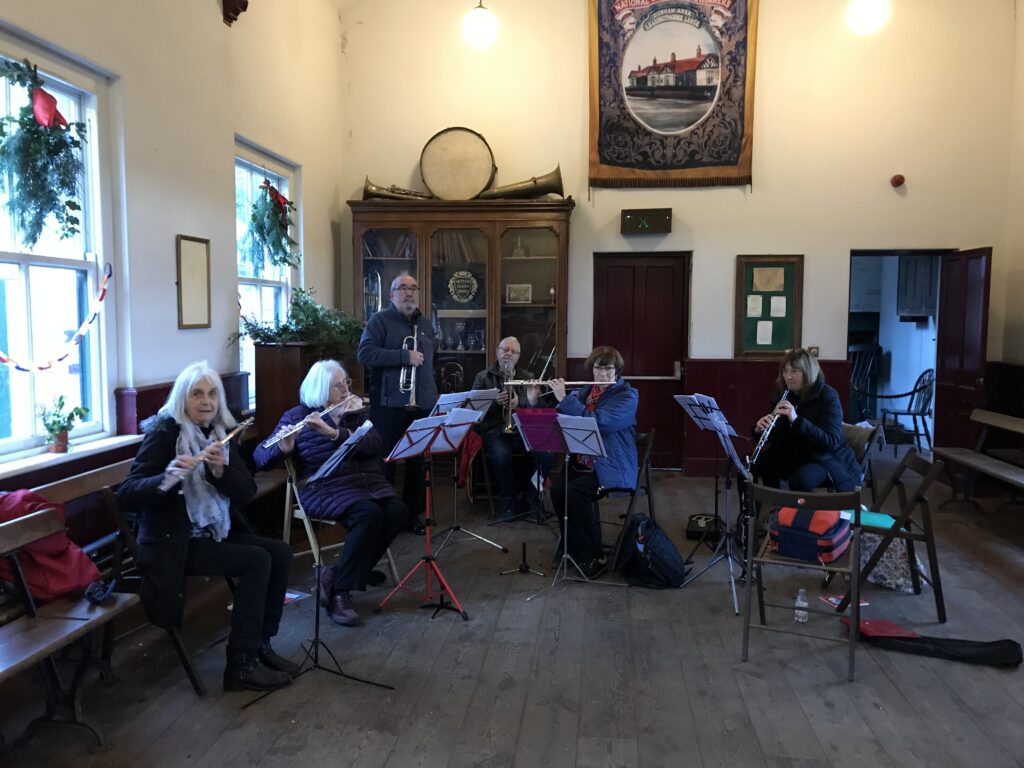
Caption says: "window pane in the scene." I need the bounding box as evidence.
[0,263,28,439]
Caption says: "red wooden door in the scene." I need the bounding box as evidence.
[593,253,689,468]
[934,247,991,447]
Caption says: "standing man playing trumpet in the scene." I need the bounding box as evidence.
[751,348,861,492]
[357,273,437,534]
[471,336,554,521]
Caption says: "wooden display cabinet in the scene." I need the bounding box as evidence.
[348,199,574,391]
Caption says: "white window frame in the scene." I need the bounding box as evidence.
[234,141,300,409]
[0,32,115,460]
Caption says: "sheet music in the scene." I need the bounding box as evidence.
[513,408,565,453]
[556,414,606,458]
[308,420,374,484]
[674,393,739,437]
[385,409,484,460]
[430,388,498,416]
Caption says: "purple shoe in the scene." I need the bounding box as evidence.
[327,590,361,627]
[318,565,336,607]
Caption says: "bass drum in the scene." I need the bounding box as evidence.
[419,127,497,200]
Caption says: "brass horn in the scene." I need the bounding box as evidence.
[362,177,434,201]
[476,165,563,200]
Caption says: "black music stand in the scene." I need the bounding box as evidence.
[430,390,508,555]
[250,423,393,708]
[375,409,482,620]
[525,413,625,601]
[675,394,751,615]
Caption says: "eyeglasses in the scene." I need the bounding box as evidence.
[593,365,617,372]
[394,285,419,293]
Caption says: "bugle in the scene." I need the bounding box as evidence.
[400,325,419,410]
[362,177,434,201]
[159,418,254,492]
[261,394,366,449]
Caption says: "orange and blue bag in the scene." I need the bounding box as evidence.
[768,505,851,563]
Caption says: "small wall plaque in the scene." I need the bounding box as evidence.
[620,208,672,235]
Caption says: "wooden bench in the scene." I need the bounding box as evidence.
[933,409,1024,506]
[0,508,139,749]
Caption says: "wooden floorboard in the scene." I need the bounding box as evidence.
[1,446,1023,767]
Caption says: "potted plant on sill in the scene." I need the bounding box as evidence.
[233,288,364,438]
[40,395,89,453]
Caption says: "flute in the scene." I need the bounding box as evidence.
[260,394,366,449]
[503,379,610,387]
[158,417,254,492]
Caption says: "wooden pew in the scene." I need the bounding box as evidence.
[0,508,139,748]
[933,409,1024,506]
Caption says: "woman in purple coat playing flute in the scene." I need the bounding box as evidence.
[254,360,406,627]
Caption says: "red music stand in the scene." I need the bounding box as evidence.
[375,408,482,620]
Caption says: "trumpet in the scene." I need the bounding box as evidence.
[500,363,516,434]
[261,394,366,449]
[159,418,254,492]
[749,390,790,468]
[400,324,418,410]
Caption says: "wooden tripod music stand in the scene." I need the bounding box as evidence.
[375,409,483,620]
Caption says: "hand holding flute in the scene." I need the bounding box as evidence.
[264,393,365,453]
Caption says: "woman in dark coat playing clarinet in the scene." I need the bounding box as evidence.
[752,348,862,492]
[254,359,406,628]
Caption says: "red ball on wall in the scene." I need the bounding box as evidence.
[890,174,906,188]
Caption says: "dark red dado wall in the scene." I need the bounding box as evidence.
[566,356,850,477]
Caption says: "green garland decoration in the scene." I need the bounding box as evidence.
[0,59,87,249]
[241,179,301,274]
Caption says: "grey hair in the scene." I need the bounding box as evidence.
[156,361,237,428]
[390,273,414,291]
[299,359,347,408]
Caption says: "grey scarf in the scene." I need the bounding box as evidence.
[176,421,231,541]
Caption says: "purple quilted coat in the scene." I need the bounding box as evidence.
[253,406,397,520]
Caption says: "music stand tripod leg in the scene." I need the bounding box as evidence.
[501,542,545,577]
[436,457,508,555]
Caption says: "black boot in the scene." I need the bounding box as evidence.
[224,649,292,692]
[259,642,301,676]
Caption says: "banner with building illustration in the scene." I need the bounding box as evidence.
[589,0,758,188]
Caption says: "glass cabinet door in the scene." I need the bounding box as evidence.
[500,227,558,378]
[359,227,417,320]
[430,228,489,393]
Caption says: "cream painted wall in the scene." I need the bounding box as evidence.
[0,0,347,386]
[337,0,1016,361]
[1005,0,1024,364]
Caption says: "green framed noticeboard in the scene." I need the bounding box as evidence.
[734,254,803,358]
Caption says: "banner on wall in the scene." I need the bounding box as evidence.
[588,0,759,188]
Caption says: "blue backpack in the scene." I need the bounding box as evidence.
[615,513,689,589]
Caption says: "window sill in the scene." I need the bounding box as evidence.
[0,434,143,482]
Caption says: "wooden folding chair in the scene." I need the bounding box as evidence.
[836,448,946,621]
[742,486,864,681]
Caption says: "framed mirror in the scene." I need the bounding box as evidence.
[176,235,211,329]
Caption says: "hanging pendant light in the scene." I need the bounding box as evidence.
[462,1,498,49]
[845,0,890,35]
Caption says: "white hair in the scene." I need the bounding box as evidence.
[299,359,347,409]
[156,361,236,428]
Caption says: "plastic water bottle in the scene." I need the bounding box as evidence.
[794,588,809,623]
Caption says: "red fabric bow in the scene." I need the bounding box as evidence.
[262,179,290,226]
[32,87,68,128]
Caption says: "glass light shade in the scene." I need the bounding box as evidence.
[461,2,498,49]
[845,0,890,35]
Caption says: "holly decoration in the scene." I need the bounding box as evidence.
[241,179,300,273]
[0,59,86,249]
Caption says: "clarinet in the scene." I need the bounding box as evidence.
[749,390,789,468]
